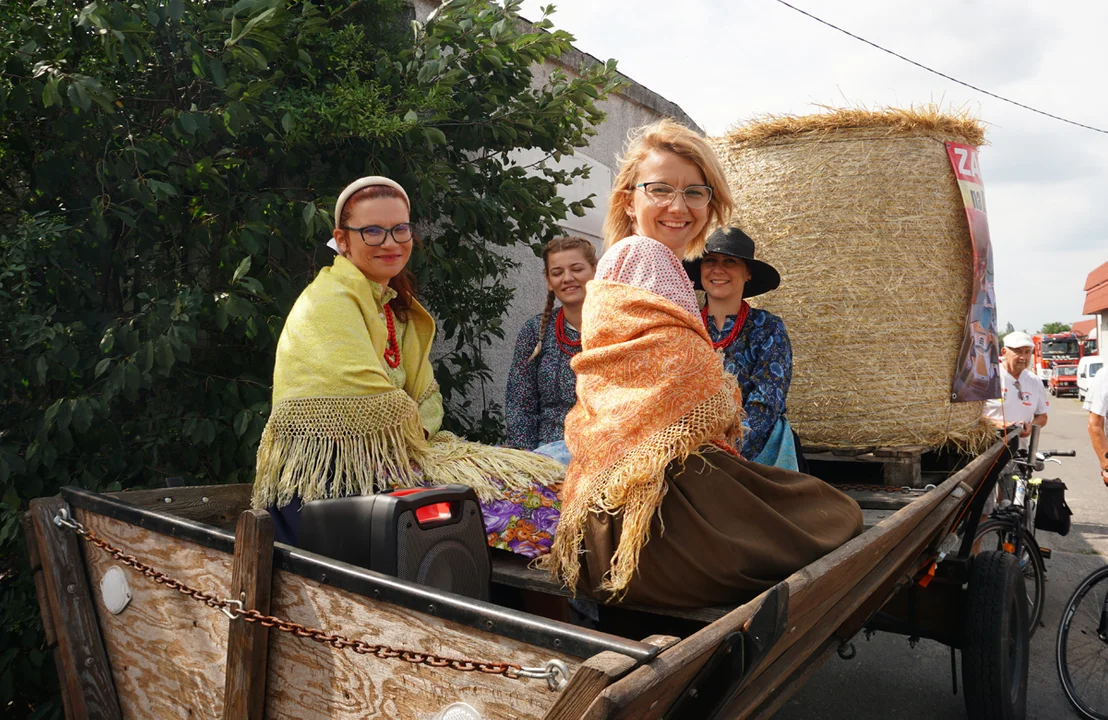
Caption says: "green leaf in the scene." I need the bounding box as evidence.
[35,355,48,384]
[281,112,293,133]
[157,339,175,373]
[403,109,418,123]
[139,342,154,373]
[209,58,227,87]
[41,77,61,108]
[72,399,93,433]
[232,256,252,284]
[301,202,316,226]
[67,81,91,111]
[234,410,251,438]
[123,362,141,400]
[179,113,198,135]
[94,358,112,378]
[423,127,447,146]
[168,0,184,22]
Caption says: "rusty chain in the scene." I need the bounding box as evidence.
[834,483,937,494]
[53,509,569,691]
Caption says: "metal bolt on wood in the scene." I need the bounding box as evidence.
[52,509,569,691]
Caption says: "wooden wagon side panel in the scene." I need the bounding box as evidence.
[76,510,233,719]
[264,569,578,720]
[590,439,1006,719]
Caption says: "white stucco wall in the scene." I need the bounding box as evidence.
[410,0,699,424]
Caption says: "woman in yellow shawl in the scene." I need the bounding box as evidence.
[253,176,564,555]
[544,121,864,607]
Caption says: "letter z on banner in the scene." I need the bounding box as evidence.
[947,142,1001,402]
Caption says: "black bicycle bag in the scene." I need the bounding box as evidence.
[1035,479,1073,536]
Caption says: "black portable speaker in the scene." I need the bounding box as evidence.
[298,485,491,601]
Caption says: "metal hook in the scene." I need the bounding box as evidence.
[220,599,244,621]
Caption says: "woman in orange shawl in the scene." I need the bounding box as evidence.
[544,120,863,607]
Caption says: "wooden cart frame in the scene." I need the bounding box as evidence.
[25,435,1022,719]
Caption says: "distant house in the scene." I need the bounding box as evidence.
[411,1,700,416]
[1083,262,1108,356]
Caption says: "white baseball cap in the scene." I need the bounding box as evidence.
[1003,331,1034,349]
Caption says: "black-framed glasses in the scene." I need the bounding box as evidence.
[635,182,714,209]
[341,223,413,247]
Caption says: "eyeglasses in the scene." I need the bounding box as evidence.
[341,224,413,247]
[635,182,714,209]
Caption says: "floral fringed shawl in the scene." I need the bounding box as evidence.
[252,255,564,510]
[542,238,747,598]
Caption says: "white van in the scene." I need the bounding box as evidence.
[1078,355,1104,401]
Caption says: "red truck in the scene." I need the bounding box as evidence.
[1033,332,1083,387]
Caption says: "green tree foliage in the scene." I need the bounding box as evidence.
[1040,322,1072,334]
[999,321,1015,344]
[0,0,620,712]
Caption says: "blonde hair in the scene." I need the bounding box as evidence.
[602,119,734,260]
[529,237,599,362]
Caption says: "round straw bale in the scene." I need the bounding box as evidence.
[712,107,993,451]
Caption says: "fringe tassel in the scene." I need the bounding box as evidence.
[421,432,565,502]
[252,395,566,510]
[251,393,428,509]
[543,382,743,599]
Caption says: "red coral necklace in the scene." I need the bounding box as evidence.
[383,304,402,369]
[554,308,581,356]
[702,301,749,350]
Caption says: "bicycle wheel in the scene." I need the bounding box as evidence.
[974,519,1046,636]
[1057,565,1108,719]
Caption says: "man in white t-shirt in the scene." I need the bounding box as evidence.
[1084,361,1108,484]
[983,331,1049,449]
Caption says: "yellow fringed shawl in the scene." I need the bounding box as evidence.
[252,255,563,509]
[542,280,745,598]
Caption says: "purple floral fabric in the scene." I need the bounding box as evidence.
[479,479,563,559]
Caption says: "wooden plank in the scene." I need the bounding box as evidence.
[591,440,1003,719]
[29,498,122,720]
[105,484,252,529]
[722,485,969,718]
[22,512,74,720]
[841,488,925,511]
[491,555,739,625]
[264,566,579,719]
[222,510,274,720]
[883,456,923,488]
[745,639,838,720]
[76,509,232,717]
[76,508,577,719]
[861,508,897,527]
[543,651,638,720]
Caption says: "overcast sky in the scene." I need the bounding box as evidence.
[520,0,1108,334]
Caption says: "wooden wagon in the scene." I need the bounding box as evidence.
[24,434,1025,719]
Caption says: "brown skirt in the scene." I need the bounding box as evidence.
[578,449,864,607]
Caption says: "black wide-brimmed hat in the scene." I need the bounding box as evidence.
[684,227,781,298]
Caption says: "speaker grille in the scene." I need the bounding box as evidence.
[395,499,490,600]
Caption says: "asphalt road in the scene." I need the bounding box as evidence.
[775,395,1106,720]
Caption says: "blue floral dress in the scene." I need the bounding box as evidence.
[505,312,580,450]
[706,308,793,460]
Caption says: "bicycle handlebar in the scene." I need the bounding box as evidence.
[1043,450,1076,458]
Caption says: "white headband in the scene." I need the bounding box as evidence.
[329,176,411,254]
[333,176,410,229]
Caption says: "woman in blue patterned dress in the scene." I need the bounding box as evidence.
[686,227,799,470]
[505,237,598,456]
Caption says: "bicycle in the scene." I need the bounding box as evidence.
[1055,450,1108,719]
[974,424,1074,636]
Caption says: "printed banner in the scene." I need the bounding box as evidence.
[947,142,1001,402]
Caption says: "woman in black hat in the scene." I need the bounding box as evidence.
[686,227,798,470]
